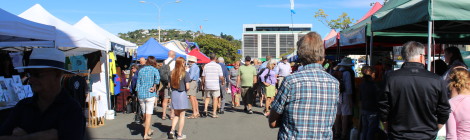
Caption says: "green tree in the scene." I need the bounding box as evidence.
[194,34,241,64]
[314,9,355,30]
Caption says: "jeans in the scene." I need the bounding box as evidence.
[361,110,379,140]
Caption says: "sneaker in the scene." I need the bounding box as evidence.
[248,109,253,114]
[169,130,175,139]
[244,107,247,112]
[177,134,187,140]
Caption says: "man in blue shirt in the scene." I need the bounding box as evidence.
[269,32,339,140]
[217,57,230,114]
[187,56,200,118]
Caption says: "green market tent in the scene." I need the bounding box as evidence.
[371,0,470,70]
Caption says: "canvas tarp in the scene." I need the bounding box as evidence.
[137,38,186,60]
[372,0,470,34]
[188,48,210,64]
[161,41,188,56]
[323,29,338,49]
[74,16,137,56]
[0,8,55,48]
[19,4,107,56]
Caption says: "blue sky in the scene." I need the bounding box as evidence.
[1,0,379,40]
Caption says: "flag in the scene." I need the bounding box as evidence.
[185,39,191,53]
[290,0,296,14]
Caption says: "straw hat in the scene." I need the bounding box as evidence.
[188,55,197,62]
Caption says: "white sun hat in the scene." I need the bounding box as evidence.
[15,48,73,73]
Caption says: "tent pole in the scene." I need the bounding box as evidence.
[369,32,374,66]
[365,35,368,65]
[427,21,432,71]
[336,39,340,61]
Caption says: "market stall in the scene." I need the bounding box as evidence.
[371,0,470,70]
[0,8,55,49]
[137,38,186,60]
[188,48,210,64]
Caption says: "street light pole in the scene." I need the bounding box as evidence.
[140,0,181,42]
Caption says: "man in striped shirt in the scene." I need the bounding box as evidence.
[269,32,340,140]
[201,54,225,118]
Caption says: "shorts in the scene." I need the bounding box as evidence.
[187,81,198,96]
[265,85,276,98]
[241,86,255,106]
[205,90,220,98]
[231,85,240,96]
[277,77,285,88]
[139,97,156,114]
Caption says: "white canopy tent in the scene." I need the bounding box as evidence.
[161,41,188,56]
[74,16,137,50]
[0,8,55,49]
[19,4,107,56]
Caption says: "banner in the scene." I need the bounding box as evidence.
[324,37,337,49]
[340,25,366,47]
[111,42,126,56]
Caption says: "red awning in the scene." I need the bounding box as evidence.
[188,49,211,64]
[356,2,382,23]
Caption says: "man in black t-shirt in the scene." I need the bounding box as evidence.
[0,48,85,140]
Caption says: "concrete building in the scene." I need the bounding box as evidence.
[242,24,312,60]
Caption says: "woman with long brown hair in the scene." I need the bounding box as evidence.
[168,57,190,139]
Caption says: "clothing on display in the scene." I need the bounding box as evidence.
[108,52,117,95]
[63,75,88,109]
[70,55,88,71]
[8,52,24,73]
[113,74,121,95]
[84,51,102,74]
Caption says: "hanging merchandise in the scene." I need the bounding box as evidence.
[113,74,121,95]
[85,51,102,74]
[108,52,117,95]
[9,52,24,73]
[63,75,88,109]
[70,55,88,71]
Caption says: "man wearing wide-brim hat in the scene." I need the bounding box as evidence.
[334,57,356,139]
[186,55,201,119]
[0,48,85,140]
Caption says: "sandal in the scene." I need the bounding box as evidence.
[144,134,152,140]
[212,115,219,118]
[148,129,154,136]
[162,116,167,120]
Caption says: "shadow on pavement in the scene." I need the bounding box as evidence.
[126,122,144,136]
[153,122,171,132]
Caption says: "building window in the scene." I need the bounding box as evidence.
[243,34,258,58]
[245,28,253,31]
[261,34,276,58]
[280,34,295,56]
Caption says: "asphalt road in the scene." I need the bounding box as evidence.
[87,92,279,140]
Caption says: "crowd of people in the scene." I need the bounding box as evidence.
[127,32,470,140]
[1,31,469,140]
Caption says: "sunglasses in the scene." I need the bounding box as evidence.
[26,70,56,78]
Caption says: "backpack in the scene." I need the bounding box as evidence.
[257,67,267,84]
[159,59,173,84]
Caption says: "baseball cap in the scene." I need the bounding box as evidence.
[245,56,251,61]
